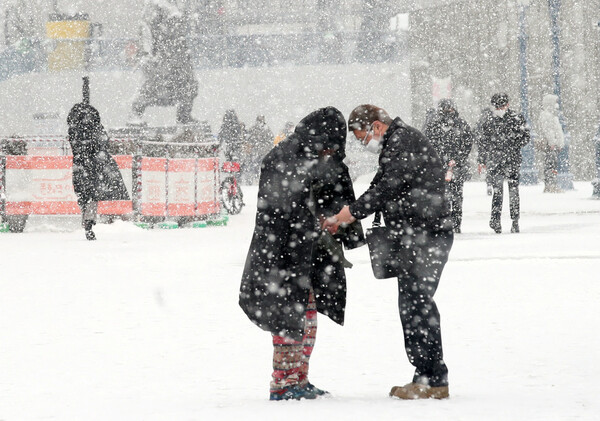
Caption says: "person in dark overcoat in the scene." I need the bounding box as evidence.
[244,115,274,184]
[479,93,531,233]
[67,103,130,240]
[217,109,243,162]
[324,104,454,400]
[239,106,364,400]
[424,99,473,233]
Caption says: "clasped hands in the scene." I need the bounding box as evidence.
[321,205,356,234]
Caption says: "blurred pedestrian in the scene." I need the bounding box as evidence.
[273,121,295,146]
[537,94,564,193]
[424,99,473,233]
[218,109,244,162]
[479,93,531,233]
[245,115,273,184]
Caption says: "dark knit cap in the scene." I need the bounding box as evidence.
[491,93,509,108]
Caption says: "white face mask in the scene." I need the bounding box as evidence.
[365,135,382,154]
[493,109,507,118]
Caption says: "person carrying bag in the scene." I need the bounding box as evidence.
[324,104,454,400]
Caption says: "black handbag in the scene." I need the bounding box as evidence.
[365,212,404,279]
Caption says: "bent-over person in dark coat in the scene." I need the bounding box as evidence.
[239,106,365,401]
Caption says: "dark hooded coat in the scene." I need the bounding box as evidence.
[67,103,130,205]
[239,107,365,341]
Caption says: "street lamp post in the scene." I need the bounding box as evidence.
[548,0,574,190]
[517,0,537,184]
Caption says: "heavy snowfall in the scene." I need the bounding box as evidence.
[1,0,600,419]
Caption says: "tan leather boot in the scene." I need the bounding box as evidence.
[389,383,449,400]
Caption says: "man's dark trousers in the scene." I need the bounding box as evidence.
[397,230,453,387]
[490,165,520,221]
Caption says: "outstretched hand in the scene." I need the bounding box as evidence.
[322,205,356,234]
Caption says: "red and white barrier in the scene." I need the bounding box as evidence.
[1,136,221,220]
[140,157,167,216]
[196,158,219,216]
[4,155,133,215]
[139,157,220,217]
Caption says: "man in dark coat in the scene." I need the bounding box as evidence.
[239,106,365,400]
[479,93,531,233]
[324,104,454,400]
[424,99,473,233]
[67,103,130,240]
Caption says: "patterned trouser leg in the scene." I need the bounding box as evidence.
[299,290,317,385]
[270,289,317,393]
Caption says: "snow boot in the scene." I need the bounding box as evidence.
[269,385,318,401]
[84,220,96,241]
[389,383,449,400]
[489,218,501,234]
[305,383,330,396]
[511,220,520,233]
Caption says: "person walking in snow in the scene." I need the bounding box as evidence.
[424,99,473,233]
[67,101,130,241]
[536,94,565,193]
[239,107,365,401]
[323,104,454,400]
[244,115,274,184]
[479,93,530,234]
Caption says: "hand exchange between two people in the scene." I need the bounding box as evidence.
[322,205,356,235]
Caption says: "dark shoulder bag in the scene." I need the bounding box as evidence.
[365,212,404,279]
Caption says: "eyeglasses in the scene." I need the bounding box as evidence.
[358,127,373,144]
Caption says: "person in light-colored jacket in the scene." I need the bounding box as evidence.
[537,94,565,193]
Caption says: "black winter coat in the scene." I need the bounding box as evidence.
[424,111,473,183]
[479,109,530,173]
[349,117,452,234]
[239,107,365,341]
[67,103,130,204]
[218,110,243,162]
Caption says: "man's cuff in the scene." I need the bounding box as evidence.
[349,202,369,220]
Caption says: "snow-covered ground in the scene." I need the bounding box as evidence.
[1,180,599,420]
